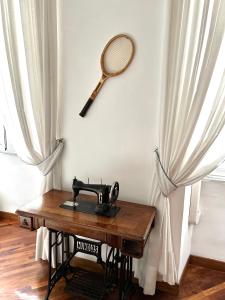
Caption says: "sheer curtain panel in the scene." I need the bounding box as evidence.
[136,0,225,295]
[0,0,63,190]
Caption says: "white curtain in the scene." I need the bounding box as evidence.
[136,0,225,295]
[0,0,63,190]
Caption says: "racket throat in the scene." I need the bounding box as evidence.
[91,75,107,100]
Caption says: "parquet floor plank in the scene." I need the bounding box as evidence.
[1,222,225,300]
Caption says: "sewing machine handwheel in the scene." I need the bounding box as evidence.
[110,181,119,202]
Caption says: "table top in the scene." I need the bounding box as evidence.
[16,190,156,257]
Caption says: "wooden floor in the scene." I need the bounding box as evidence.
[1,221,225,300]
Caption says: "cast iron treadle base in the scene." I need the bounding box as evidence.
[65,267,106,300]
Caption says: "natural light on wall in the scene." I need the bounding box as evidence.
[0,0,41,157]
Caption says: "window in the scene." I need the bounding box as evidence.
[0,122,7,152]
[0,115,15,154]
[204,30,225,181]
[186,14,225,181]
[206,163,225,181]
[0,0,35,157]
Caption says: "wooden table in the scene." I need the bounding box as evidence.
[16,190,156,300]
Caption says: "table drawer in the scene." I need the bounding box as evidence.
[19,216,33,230]
[45,219,107,242]
[33,217,45,229]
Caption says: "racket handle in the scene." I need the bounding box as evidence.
[79,98,94,117]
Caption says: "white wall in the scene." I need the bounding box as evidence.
[60,0,165,202]
[191,181,225,261]
[60,0,191,283]
[0,0,192,286]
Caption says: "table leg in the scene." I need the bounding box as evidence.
[45,231,136,300]
[45,229,52,300]
[105,249,135,299]
[105,248,119,288]
[44,230,76,300]
[119,255,134,300]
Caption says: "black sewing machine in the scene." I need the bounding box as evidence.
[60,177,120,217]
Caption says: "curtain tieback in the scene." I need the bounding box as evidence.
[37,138,64,176]
[154,148,177,197]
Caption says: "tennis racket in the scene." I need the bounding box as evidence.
[79,34,135,117]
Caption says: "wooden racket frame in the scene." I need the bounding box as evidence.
[79,34,135,117]
[101,34,135,77]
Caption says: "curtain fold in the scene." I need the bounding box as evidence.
[0,0,63,190]
[136,0,225,295]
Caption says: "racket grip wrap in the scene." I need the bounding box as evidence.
[79,98,94,117]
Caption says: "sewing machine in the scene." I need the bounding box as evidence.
[60,177,120,217]
[16,189,156,300]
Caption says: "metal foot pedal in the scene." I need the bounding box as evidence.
[65,267,106,300]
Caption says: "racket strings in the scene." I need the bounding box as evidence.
[103,37,133,74]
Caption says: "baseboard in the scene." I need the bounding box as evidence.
[156,255,190,296]
[155,255,225,295]
[71,256,105,274]
[190,255,225,273]
[0,211,18,222]
[156,281,179,296]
